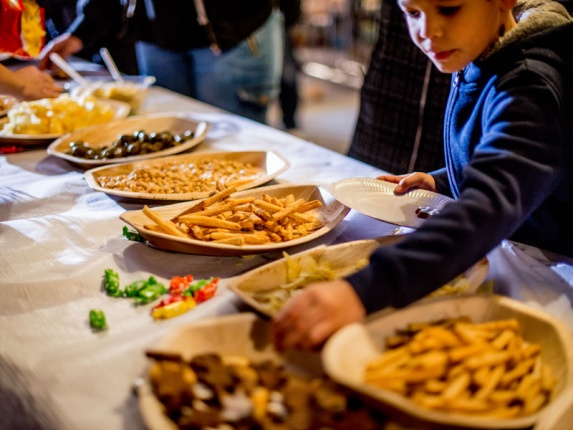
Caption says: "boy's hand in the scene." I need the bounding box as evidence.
[272,279,365,351]
[377,172,437,194]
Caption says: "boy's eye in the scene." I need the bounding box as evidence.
[438,6,460,15]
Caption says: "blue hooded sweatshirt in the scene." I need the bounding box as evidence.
[348,0,573,313]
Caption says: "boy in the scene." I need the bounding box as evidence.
[273,0,573,350]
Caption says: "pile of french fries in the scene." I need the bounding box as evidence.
[364,317,556,419]
[142,186,324,246]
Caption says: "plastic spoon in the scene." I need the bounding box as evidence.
[99,48,124,82]
[49,53,88,85]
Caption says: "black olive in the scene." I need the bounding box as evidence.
[85,148,98,159]
[100,147,112,159]
[110,140,123,150]
[70,145,87,157]
[151,142,163,152]
[138,143,151,155]
[127,142,141,155]
[119,134,136,144]
[136,131,149,142]
[161,130,174,140]
[113,147,126,158]
[149,132,160,143]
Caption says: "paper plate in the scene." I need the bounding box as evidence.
[84,150,290,202]
[227,238,488,317]
[120,183,350,256]
[137,312,379,430]
[534,385,573,430]
[331,177,453,228]
[322,294,573,429]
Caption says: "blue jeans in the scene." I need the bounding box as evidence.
[136,10,284,123]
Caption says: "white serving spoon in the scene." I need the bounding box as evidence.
[49,53,88,85]
[99,48,124,82]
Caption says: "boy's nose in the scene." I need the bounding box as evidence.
[420,16,442,39]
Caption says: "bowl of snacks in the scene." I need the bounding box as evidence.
[0,94,130,145]
[119,183,350,256]
[46,112,209,168]
[137,312,388,430]
[322,294,573,429]
[84,150,290,202]
[227,239,489,317]
[69,75,156,113]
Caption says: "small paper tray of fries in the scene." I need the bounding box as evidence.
[227,238,488,317]
[322,294,573,429]
[120,183,350,256]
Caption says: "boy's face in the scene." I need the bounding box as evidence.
[397,0,516,73]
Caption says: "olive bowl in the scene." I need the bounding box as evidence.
[46,112,209,169]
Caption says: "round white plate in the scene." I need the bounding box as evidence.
[331,177,453,228]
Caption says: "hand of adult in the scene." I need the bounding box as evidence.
[14,66,62,100]
[39,33,84,70]
[377,172,437,194]
[272,279,366,351]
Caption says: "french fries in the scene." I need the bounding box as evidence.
[141,188,324,246]
[364,317,556,419]
[142,206,188,238]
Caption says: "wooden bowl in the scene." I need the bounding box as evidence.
[227,239,489,317]
[120,183,350,256]
[322,294,573,429]
[84,150,290,202]
[137,313,322,430]
[46,112,209,168]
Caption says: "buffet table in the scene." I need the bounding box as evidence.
[1,86,573,430]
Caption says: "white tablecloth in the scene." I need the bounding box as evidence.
[1,86,572,430]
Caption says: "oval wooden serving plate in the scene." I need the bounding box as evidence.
[47,112,209,168]
[322,294,573,429]
[84,150,290,202]
[120,183,351,256]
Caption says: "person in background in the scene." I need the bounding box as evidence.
[348,0,451,174]
[0,63,61,100]
[39,0,284,124]
[278,0,302,131]
[273,0,573,350]
[41,0,139,75]
[0,0,62,100]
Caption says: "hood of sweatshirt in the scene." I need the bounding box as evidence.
[479,0,572,61]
